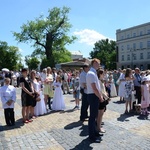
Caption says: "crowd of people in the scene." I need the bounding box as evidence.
[0,58,150,143]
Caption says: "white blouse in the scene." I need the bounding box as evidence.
[1,85,16,109]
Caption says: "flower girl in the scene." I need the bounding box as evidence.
[52,75,65,111]
[141,77,150,115]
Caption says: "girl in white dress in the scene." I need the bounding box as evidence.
[32,73,46,116]
[52,75,65,111]
[141,76,150,115]
[108,75,117,97]
[118,69,126,101]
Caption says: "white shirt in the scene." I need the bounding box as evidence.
[80,70,87,93]
[64,73,68,81]
[1,85,16,109]
[86,67,101,94]
[40,73,47,82]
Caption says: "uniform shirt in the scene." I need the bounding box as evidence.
[1,85,16,109]
[133,73,141,87]
[86,67,101,94]
[79,70,87,94]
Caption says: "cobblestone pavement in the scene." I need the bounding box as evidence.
[0,88,150,150]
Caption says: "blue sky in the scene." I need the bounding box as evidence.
[0,0,150,62]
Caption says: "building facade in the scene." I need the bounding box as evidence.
[71,51,83,60]
[116,22,150,70]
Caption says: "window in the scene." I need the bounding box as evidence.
[140,53,143,59]
[127,34,130,38]
[127,45,130,50]
[147,52,150,59]
[121,36,124,40]
[133,43,136,50]
[133,54,136,60]
[147,41,150,48]
[140,31,143,36]
[147,30,150,34]
[121,45,124,51]
[140,42,143,49]
[127,54,130,60]
[133,33,136,37]
[140,65,144,70]
[121,55,124,61]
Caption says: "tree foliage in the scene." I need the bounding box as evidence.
[90,39,116,69]
[40,49,72,69]
[13,6,76,67]
[25,55,40,70]
[0,41,22,70]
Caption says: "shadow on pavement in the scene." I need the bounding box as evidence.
[64,121,83,130]
[113,101,125,104]
[137,114,150,120]
[79,124,88,137]
[0,118,24,131]
[70,137,93,150]
[60,108,75,113]
[117,113,134,122]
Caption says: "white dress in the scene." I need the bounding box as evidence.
[141,84,150,108]
[110,79,117,97]
[52,82,65,111]
[33,81,46,116]
[118,73,126,97]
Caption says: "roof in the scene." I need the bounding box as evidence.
[70,51,83,56]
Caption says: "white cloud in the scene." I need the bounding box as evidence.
[73,29,111,46]
[18,48,23,52]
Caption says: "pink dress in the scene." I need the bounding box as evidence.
[141,84,150,108]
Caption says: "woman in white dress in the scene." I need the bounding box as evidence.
[118,69,126,101]
[108,75,117,97]
[31,71,46,116]
[52,75,65,111]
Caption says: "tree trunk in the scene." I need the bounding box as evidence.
[45,32,55,67]
[45,33,53,59]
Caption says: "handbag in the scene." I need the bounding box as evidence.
[116,79,120,85]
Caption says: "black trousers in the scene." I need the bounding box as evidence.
[80,93,89,120]
[133,86,141,109]
[4,108,15,126]
[48,97,51,109]
[87,94,99,140]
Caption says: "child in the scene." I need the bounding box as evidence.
[52,75,65,111]
[108,75,117,97]
[72,72,80,110]
[1,78,16,126]
[141,77,150,115]
[33,75,46,116]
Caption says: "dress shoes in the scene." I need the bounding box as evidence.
[95,132,104,137]
[89,138,102,143]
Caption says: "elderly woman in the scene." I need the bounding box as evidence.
[1,78,16,126]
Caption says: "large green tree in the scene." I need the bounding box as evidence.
[13,6,76,67]
[25,55,40,70]
[90,39,116,69]
[0,41,22,70]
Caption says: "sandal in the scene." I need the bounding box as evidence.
[99,128,106,133]
[23,120,29,123]
[27,119,33,122]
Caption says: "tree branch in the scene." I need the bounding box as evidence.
[28,34,46,48]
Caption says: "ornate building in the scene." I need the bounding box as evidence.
[116,22,150,70]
